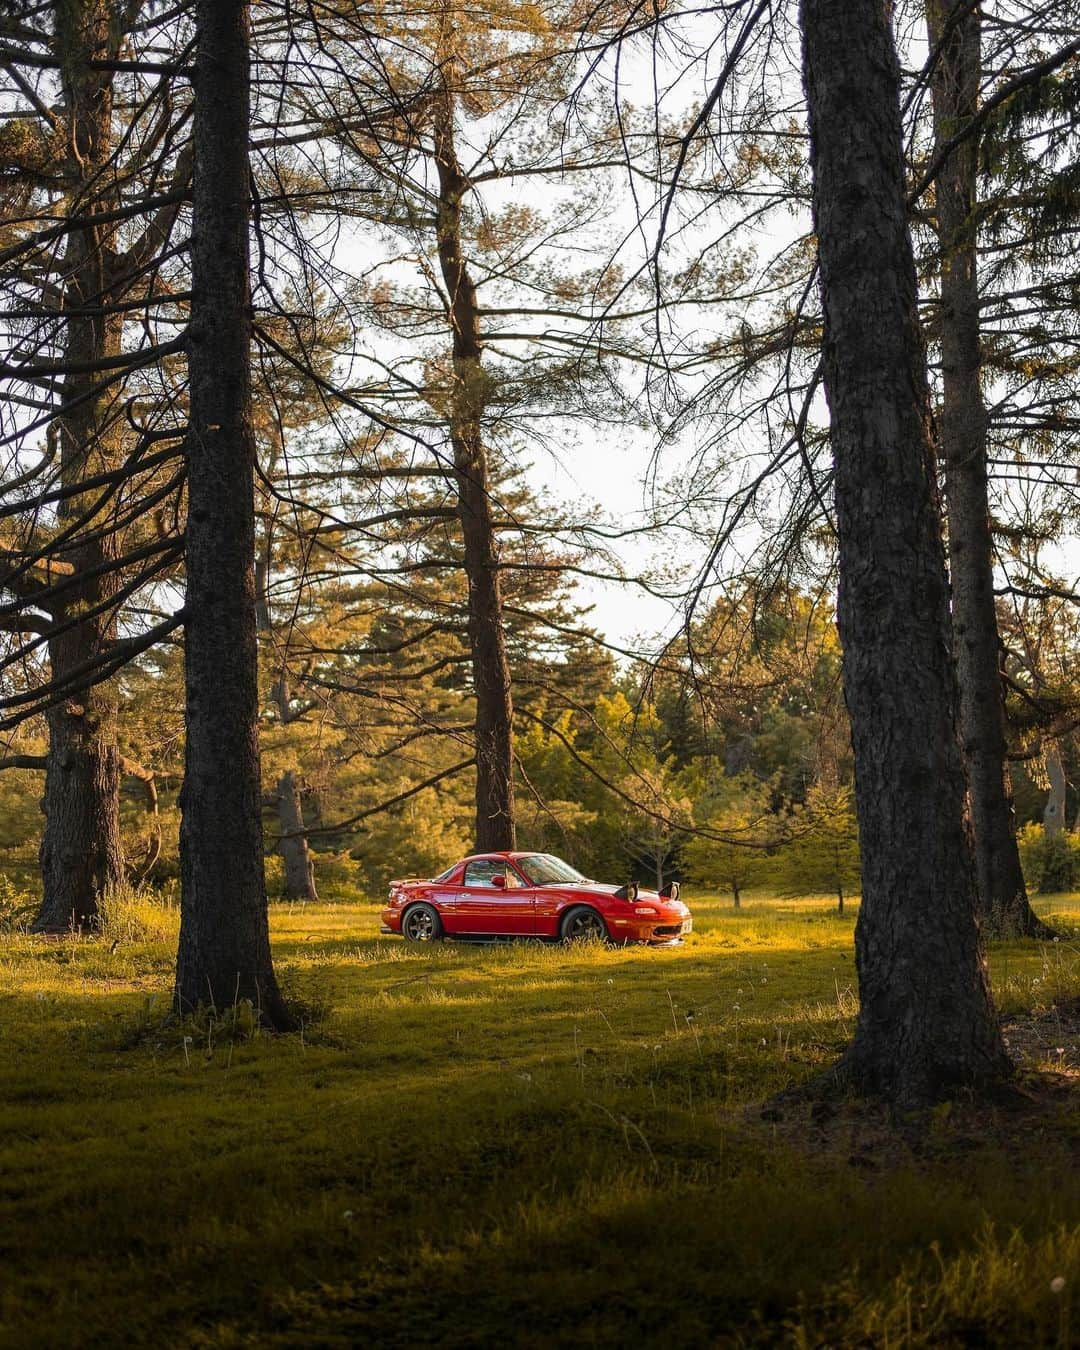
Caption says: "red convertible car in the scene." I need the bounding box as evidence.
[381,851,692,945]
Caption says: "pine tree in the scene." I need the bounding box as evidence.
[799,0,1009,1102]
[771,782,859,913]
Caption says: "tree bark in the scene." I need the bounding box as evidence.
[33,1,125,932]
[432,70,516,853]
[276,770,318,901]
[258,552,321,902]
[120,756,161,883]
[175,0,290,1027]
[800,0,1009,1103]
[1043,744,1066,836]
[926,0,1050,940]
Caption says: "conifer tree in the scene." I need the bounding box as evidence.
[799,0,1009,1101]
[174,0,290,1027]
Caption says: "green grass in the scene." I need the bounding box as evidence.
[0,891,1078,1348]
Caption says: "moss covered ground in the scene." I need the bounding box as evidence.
[0,890,1078,1348]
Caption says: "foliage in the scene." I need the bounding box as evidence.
[96,883,179,946]
[770,782,861,911]
[350,793,472,894]
[0,868,36,933]
[0,761,43,852]
[682,773,779,905]
[1017,823,1080,894]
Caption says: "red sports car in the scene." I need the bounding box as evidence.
[381,851,692,945]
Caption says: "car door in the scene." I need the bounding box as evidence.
[454,859,536,935]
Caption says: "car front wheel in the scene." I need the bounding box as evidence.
[560,905,609,944]
[402,902,443,943]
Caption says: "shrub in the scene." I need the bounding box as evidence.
[1016,823,1080,894]
[264,853,285,894]
[310,850,365,896]
[0,870,36,933]
[96,882,179,945]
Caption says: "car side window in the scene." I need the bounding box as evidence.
[463,860,504,888]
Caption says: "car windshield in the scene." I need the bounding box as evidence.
[516,854,588,885]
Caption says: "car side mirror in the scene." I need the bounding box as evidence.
[491,875,506,889]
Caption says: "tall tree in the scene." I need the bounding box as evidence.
[432,28,515,849]
[302,0,658,853]
[174,0,289,1027]
[34,0,126,930]
[0,3,190,929]
[925,0,1051,939]
[799,0,1008,1102]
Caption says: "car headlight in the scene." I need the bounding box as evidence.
[634,905,659,916]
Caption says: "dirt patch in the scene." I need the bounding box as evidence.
[1001,996,1080,1077]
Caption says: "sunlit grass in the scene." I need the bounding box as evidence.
[0,889,1077,1346]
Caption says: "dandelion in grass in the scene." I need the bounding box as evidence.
[1051,1277,1066,1295]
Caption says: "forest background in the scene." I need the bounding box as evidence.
[1,0,1079,921]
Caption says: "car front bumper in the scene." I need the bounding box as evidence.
[607,915,692,943]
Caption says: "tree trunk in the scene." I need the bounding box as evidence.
[120,756,161,884]
[926,0,1050,940]
[33,2,125,932]
[175,0,290,1028]
[1043,744,1066,836]
[732,878,740,911]
[800,0,1009,1103]
[837,883,844,917]
[432,69,516,853]
[276,770,318,902]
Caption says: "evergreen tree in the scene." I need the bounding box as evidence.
[771,782,859,913]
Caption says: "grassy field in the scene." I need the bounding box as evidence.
[0,889,1078,1348]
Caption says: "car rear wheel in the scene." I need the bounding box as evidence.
[560,905,609,944]
[402,902,443,943]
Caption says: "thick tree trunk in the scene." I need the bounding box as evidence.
[432,77,516,853]
[276,770,318,901]
[175,0,290,1027]
[926,1,1049,940]
[800,0,1009,1103]
[33,2,125,932]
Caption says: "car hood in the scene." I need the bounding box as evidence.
[541,881,677,904]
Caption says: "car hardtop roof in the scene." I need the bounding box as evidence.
[461,850,534,862]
